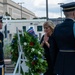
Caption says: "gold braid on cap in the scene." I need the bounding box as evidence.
[63,6,75,11]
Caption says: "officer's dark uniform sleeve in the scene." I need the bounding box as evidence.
[50,28,59,67]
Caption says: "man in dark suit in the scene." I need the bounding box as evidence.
[0,16,4,75]
[50,2,75,75]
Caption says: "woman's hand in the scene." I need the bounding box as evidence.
[44,34,49,42]
[44,34,50,48]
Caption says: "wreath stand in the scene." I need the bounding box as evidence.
[12,27,28,75]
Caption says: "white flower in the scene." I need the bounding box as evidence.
[31,48,35,52]
[24,42,27,46]
[39,59,44,63]
[40,73,43,75]
[38,51,41,54]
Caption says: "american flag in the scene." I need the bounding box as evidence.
[27,27,37,38]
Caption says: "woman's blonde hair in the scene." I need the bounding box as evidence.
[43,20,55,32]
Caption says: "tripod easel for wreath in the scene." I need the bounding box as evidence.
[13,27,28,75]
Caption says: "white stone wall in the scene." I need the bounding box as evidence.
[0,1,3,16]
[0,0,36,19]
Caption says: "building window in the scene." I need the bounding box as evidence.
[37,26,42,31]
[23,26,26,32]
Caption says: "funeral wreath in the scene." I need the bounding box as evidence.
[11,28,48,75]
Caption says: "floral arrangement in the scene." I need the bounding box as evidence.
[11,34,19,62]
[10,27,48,75]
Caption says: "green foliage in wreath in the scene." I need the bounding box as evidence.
[10,31,48,75]
[11,34,19,62]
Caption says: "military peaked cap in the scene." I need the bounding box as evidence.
[61,2,75,12]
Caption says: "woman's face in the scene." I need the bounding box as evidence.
[44,25,52,35]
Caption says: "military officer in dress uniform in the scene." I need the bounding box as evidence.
[50,2,75,75]
[0,16,4,75]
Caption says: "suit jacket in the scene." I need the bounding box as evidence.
[51,18,75,75]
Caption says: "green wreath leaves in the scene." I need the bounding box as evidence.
[11,31,48,75]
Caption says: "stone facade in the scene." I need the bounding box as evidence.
[0,0,36,19]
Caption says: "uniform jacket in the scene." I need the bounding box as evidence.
[0,32,4,65]
[51,18,75,75]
